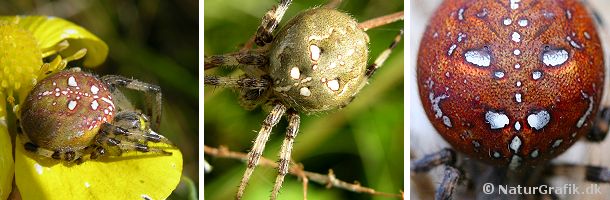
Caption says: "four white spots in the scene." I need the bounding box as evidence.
[283,44,352,97]
[37,75,115,131]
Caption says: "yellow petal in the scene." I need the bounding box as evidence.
[0,122,13,200]
[15,137,182,200]
[0,16,109,67]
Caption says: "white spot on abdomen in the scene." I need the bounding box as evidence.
[299,87,311,97]
[458,8,465,21]
[448,44,457,56]
[577,91,594,128]
[309,45,321,61]
[542,49,569,66]
[494,71,505,79]
[327,79,340,91]
[91,100,99,110]
[442,116,452,127]
[290,67,300,79]
[532,71,543,80]
[513,49,521,56]
[91,85,99,94]
[515,93,522,103]
[510,0,521,10]
[68,100,78,110]
[552,139,563,148]
[464,49,491,67]
[485,110,510,129]
[503,18,512,26]
[509,136,522,153]
[527,110,551,130]
[518,19,528,27]
[511,32,521,43]
[68,76,78,87]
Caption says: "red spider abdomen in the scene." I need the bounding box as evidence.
[417,0,604,169]
[20,69,115,151]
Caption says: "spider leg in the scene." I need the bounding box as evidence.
[411,148,456,172]
[412,148,460,200]
[204,76,270,90]
[111,111,173,144]
[271,109,300,200]
[95,122,172,157]
[365,29,404,78]
[237,103,287,200]
[204,50,268,70]
[587,107,610,142]
[101,75,163,131]
[586,165,610,183]
[254,0,292,46]
[438,166,460,200]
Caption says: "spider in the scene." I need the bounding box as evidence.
[17,67,174,163]
[410,0,610,199]
[204,0,403,199]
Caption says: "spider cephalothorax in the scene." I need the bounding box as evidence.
[412,0,610,199]
[204,0,403,199]
[19,67,173,163]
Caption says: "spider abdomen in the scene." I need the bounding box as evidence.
[417,0,604,169]
[20,69,115,151]
[269,8,369,113]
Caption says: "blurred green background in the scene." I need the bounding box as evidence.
[0,0,198,199]
[204,0,403,199]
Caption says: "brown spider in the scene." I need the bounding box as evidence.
[204,0,403,199]
[18,67,173,163]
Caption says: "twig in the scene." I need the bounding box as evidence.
[204,145,402,198]
[358,11,404,31]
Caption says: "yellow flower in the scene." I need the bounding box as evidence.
[0,16,182,200]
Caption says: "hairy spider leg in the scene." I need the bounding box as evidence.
[255,0,293,46]
[365,29,404,78]
[101,75,163,131]
[111,111,173,145]
[589,107,610,141]
[271,109,300,200]
[411,148,459,200]
[96,122,172,157]
[237,103,287,200]
[204,76,270,90]
[204,50,268,70]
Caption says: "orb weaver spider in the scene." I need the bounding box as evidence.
[18,67,174,163]
[410,0,610,199]
[204,0,403,199]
